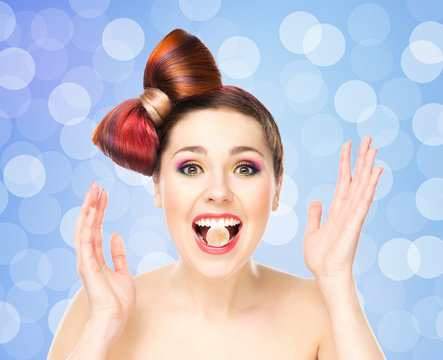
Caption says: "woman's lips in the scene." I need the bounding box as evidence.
[191,213,243,254]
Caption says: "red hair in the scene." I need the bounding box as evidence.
[93,29,284,185]
[92,29,222,176]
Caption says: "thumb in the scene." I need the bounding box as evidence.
[110,233,131,275]
[306,200,322,235]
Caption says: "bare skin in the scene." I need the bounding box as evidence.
[49,110,384,359]
[51,260,332,360]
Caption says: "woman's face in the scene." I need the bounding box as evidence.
[154,108,282,278]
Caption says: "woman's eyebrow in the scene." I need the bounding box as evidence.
[172,145,264,158]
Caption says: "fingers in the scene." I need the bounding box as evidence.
[79,206,100,276]
[110,233,131,275]
[353,136,372,181]
[93,188,108,268]
[353,166,384,226]
[305,200,322,236]
[359,147,378,188]
[333,140,352,201]
[75,190,91,270]
[74,182,106,278]
[74,189,92,244]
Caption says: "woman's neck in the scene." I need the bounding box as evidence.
[168,258,262,321]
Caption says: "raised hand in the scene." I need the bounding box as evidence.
[74,181,136,343]
[302,136,383,281]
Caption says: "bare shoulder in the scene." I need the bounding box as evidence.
[48,287,90,360]
[257,264,334,357]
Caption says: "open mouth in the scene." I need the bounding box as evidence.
[193,221,241,248]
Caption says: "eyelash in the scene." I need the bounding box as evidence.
[179,161,260,177]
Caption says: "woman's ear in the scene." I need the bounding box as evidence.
[154,181,162,208]
[272,172,284,211]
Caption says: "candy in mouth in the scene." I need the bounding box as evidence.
[194,223,240,247]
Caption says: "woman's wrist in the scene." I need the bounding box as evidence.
[67,318,119,360]
[86,316,125,345]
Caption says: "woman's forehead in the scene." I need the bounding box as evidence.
[168,109,267,148]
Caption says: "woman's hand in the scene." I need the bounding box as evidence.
[302,136,383,281]
[74,181,136,343]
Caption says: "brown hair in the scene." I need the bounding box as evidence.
[92,29,284,184]
[152,86,284,185]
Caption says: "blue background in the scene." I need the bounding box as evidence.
[0,0,442,358]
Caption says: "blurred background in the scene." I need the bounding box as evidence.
[0,0,442,358]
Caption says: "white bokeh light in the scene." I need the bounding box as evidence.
[387,191,427,234]
[60,118,98,160]
[362,273,406,315]
[410,21,443,63]
[60,207,81,248]
[0,1,15,41]
[102,18,145,61]
[357,105,399,148]
[279,175,299,209]
[378,310,420,352]
[401,44,442,83]
[301,114,343,157]
[281,60,328,115]
[262,204,299,246]
[9,249,52,291]
[350,43,393,82]
[72,14,109,52]
[115,164,151,187]
[31,8,73,51]
[334,80,377,123]
[48,82,91,125]
[92,45,135,83]
[407,0,443,23]
[416,178,443,221]
[63,66,104,106]
[137,252,175,274]
[0,47,35,90]
[409,40,442,65]
[4,155,46,198]
[378,237,419,281]
[18,193,61,235]
[348,3,390,46]
[48,299,71,335]
[304,24,346,66]
[412,103,443,146]
[0,301,20,344]
[179,0,221,21]
[379,77,422,120]
[279,11,319,54]
[69,0,110,18]
[6,285,48,323]
[412,296,443,338]
[218,36,260,79]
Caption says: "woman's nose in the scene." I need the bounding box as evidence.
[203,172,233,203]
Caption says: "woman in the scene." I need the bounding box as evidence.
[49,29,386,359]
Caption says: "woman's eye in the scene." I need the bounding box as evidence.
[234,162,259,176]
[180,163,203,176]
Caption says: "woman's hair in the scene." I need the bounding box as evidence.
[92,29,284,184]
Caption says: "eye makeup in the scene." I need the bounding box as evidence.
[176,160,205,176]
[230,159,261,175]
[175,158,261,176]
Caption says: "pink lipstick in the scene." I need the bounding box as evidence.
[192,213,242,255]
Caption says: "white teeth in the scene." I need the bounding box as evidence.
[194,217,241,227]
